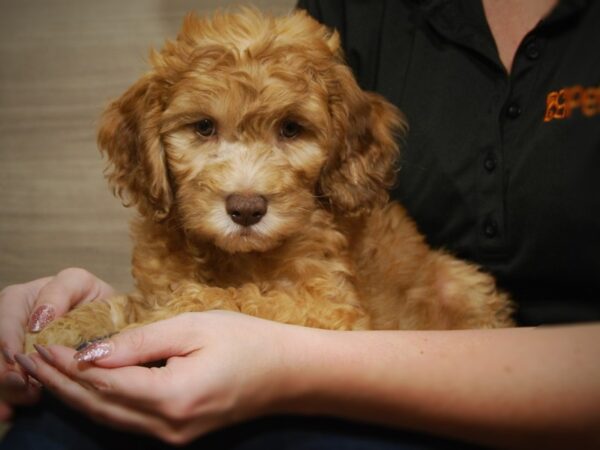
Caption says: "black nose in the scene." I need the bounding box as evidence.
[226,194,268,227]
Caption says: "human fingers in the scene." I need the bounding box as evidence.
[0,278,49,410]
[17,352,207,444]
[29,314,221,423]
[29,314,289,444]
[0,371,41,410]
[28,268,115,333]
[33,344,168,404]
[31,316,204,403]
[72,313,202,367]
[0,277,52,361]
[1,270,112,407]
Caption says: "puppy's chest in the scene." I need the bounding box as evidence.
[195,251,329,292]
[133,217,357,296]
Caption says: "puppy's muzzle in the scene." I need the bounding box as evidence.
[226,194,268,227]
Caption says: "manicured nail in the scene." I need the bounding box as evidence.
[3,372,27,389]
[1,346,14,364]
[28,304,56,332]
[14,354,37,378]
[33,344,54,364]
[74,341,112,362]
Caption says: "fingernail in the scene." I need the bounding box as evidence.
[14,354,37,378]
[29,304,56,332]
[74,341,112,362]
[1,346,14,364]
[33,344,54,364]
[3,372,27,390]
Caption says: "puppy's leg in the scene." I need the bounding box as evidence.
[235,284,370,330]
[355,204,512,330]
[404,252,514,329]
[24,280,370,353]
[114,284,241,331]
[178,283,369,330]
[139,283,370,331]
[25,295,132,353]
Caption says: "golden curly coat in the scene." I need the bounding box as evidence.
[27,8,512,352]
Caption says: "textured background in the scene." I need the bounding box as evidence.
[0,0,296,436]
[0,0,297,293]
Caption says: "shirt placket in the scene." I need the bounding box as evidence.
[479,32,547,256]
[476,76,508,256]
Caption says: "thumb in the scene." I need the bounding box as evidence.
[29,268,114,333]
[72,314,200,368]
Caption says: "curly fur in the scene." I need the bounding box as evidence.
[26,8,512,352]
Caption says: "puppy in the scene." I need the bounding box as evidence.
[26,8,512,352]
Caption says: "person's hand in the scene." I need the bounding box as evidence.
[17,311,296,445]
[0,268,115,420]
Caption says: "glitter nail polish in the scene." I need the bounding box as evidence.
[74,341,112,362]
[29,304,56,332]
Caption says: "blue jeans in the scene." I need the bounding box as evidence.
[1,393,483,450]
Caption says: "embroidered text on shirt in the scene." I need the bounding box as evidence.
[544,85,600,122]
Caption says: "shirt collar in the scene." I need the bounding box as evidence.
[416,0,590,69]
[418,0,498,68]
[540,0,590,28]
[418,0,590,30]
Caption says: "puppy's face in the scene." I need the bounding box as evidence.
[99,9,404,253]
[160,47,333,252]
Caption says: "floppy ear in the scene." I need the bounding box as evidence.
[319,64,406,217]
[97,75,172,221]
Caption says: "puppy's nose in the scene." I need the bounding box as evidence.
[226,194,268,227]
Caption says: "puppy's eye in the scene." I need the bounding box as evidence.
[280,120,302,139]
[194,118,216,137]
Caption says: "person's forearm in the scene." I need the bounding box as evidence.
[275,324,600,449]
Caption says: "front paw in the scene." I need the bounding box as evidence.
[25,317,86,353]
[75,333,116,351]
[24,296,127,353]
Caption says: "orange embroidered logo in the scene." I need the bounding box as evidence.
[544,85,600,122]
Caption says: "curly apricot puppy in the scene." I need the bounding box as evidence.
[27,8,512,352]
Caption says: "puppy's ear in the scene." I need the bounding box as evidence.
[319,65,406,216]
[98,75,172,221]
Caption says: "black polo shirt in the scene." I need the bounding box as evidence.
[297,0,600,325]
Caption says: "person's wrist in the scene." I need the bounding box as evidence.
[216,320,322,425]
[265,324,336,417]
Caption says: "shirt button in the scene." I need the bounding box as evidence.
[506,102,521,119]
[483,218,498,238]
[484,154,497,172]
[525,40,541,60]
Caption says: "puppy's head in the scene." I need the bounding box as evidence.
[98,8,406,253]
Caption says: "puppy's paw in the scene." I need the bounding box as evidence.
[75,333,117,351]
[25,316,112,353]
[25,326,84,353]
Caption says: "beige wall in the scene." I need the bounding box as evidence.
[0,0,297,292]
